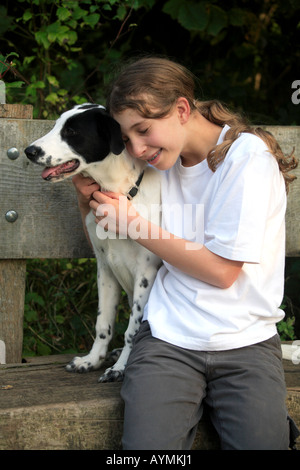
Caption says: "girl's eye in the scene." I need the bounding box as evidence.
[139,128,149,135]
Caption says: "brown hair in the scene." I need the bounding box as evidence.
[106,56,297,192]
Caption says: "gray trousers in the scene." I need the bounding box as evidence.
[121,321,290,450]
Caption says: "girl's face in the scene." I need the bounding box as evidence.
[113,100,188,171]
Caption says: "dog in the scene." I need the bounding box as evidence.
[25,104,162,382]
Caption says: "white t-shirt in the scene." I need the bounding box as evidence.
[143,125,287,350]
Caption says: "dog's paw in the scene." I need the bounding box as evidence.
[66,356,97,373]
[98,366,124,383]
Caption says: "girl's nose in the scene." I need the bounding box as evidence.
[129,140,147,159]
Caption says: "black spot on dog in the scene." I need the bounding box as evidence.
[126,334,134,344]
[60,107,125,161]
[99,333,106,339]
[140,277,149,288]
[133,300,141,312]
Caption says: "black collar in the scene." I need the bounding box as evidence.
[127,171,144,200]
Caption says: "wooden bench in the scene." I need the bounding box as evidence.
[0,353,299,450]
[0,105,299,449]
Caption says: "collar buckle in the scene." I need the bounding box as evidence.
[127,171,144,200]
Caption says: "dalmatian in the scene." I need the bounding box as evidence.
[25,104,162,382]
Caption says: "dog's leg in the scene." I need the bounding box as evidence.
[98,266,157,382]
[66,263,120,373]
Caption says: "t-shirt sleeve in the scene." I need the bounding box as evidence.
[204,136,285,263]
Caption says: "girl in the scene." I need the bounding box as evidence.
[73,57,298,450]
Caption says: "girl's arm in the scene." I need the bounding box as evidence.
[72,174,100,248]
[90,191,243,289]
[134,223,242,289]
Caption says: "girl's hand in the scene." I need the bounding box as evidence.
[72,174,100,211]
[89,191,141,238]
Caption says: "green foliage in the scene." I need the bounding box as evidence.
[277,316,296,341]
[281,258,300,339]
[0,0,299,123]
[24,258,130,356]
[1,0,152,117]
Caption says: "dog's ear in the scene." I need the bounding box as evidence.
[96,110,125,155]
[107,115,125,155]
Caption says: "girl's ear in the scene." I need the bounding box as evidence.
[176,97,191,124]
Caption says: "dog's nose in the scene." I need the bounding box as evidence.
[25,145,43,162]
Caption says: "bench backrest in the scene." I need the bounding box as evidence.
[0,110,299,363]
[1,120,300,258]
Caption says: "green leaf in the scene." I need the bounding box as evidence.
[47,22,69,43]
[73,5,88,20]
[65,30,78,45]
[25,292,45,306]
[23,10,33,22]
[55,315,65,325]
[162,0,182,20]
[45,92,60,104]
[6,81,24,88]
[24,308,38,323]
[37,341,52,356]
[115,5,127,21]
[47,75,59,87]
[57,6,71,22]
[35,30,51,49]
[207,5,227,36]
[30,80,46,89]
[57,88,68,96]
[178,2,208,32]
[66,18,78,29]
[84,13,100,27]
[23,56,35,66]
[0,6,14,35]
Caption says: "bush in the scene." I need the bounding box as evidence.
[1,0,299,124]
[24,258,130,356]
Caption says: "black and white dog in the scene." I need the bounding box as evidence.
[25,104,162,382]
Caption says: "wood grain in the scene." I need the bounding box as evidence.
[0,104,33,119]
[0,260,26,363]
[0,354,298,450]
[0,119,93,258]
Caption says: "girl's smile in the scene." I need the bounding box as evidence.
[147,148,162,165]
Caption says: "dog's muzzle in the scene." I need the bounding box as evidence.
[25,145,44,162]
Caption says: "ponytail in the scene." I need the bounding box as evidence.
[195,100,298,193]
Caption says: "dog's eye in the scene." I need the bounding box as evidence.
[64,127,77,137]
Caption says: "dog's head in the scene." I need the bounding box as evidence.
[25,104,125,181]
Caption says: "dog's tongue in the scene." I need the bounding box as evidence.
[42,160,78,180]
[42,166,58,180]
